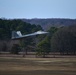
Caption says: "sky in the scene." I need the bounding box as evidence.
[0,0,76,19]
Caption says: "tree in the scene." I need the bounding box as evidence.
[19,37,35,57]
[36,27,58,57]
[36,36,51,57]
[48,27,58,37]
[51,26,76,55]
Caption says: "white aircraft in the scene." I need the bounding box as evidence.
[12,30,49,40]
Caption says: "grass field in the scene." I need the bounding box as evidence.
[0,57,76,75]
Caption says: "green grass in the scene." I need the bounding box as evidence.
[0,57,76,75]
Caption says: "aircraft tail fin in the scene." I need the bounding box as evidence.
[12,31,22,39]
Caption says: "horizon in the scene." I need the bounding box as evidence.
[0,0,76,19]
[1,17,76,20]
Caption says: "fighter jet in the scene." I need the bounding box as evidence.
[12,30,49,40]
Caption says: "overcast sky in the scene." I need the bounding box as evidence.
[0,0,76,19]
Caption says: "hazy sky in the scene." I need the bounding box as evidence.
[0,0,76,19]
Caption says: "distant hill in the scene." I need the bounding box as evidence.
[22,18,76,30]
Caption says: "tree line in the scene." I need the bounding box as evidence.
[0,18,42,40]
[0,18,76,57]
[37,25,76,57]
[0,18,42,54]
